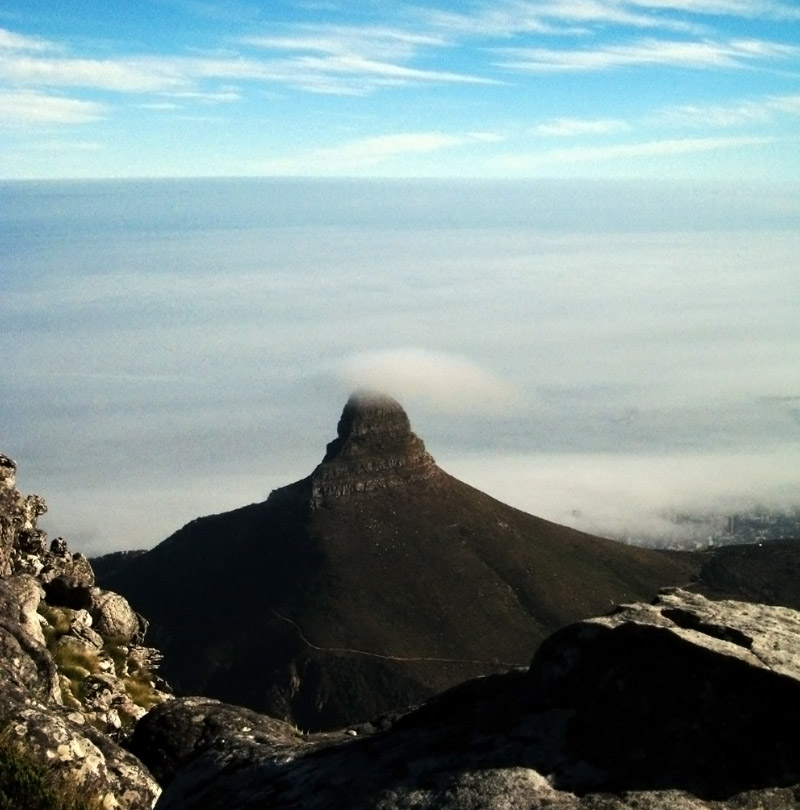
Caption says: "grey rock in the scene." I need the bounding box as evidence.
[528,588,800,796]
[0,685,160,810]
[156,589,800,810]
[69,607,106,649]
[42,551,96,608]
[0,572,46,644]
[307,390,440,507]
[0,449,170,807]
[90,589,142,643]
[129,696,315,786]
[51,536,69,555]
[0,577,60,701]
[0,454,41,577]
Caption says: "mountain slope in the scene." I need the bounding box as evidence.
[102,391,699,730]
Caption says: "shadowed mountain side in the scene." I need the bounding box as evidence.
[101,392,699,731]
[691,539,800,609]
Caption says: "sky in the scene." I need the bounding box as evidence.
[1,1,799,555]
[2,178,799,555]
[1,0,800,179]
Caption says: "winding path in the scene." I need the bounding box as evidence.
[270,608,527,669]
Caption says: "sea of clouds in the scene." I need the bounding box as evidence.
[2,178,798,553]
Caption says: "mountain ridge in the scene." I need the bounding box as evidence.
[101,391,699,730]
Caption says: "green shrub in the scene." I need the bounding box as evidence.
[122,672,162,711]
[52,645,100,676]
[0,727,102,810]
[101,637,129,678]
[37,603,72,645]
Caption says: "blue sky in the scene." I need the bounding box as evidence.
[1,0,799,179]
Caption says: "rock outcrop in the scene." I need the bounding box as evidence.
[155,588,800,810]
[129,696,342,787]
[307,390,439,506]
[0,452,170,810]
[101,392,699,731]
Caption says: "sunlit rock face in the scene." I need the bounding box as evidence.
[309,390,439,507]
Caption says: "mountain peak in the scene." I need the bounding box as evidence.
[322,390,416,461]
[310,390,438,507]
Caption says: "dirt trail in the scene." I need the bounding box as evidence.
[270,609,526,669]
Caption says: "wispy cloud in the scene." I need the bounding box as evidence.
[0,23,489,101]
[625,0,800,20]
[243,25,448,61]
[531,117,630,136]
[0,89,106,125]
[0,27,55,52]
[498,37,797,72]
[257,131,502,173]
[157,88,241,103]
[426,0,800,38]
[496,134,776,170]
[23,139,102,151]
[424,0,696,37]
[654,92,800,127]
[0,52,191,92]
[237,24,491,94]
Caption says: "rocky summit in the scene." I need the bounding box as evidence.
[101,391,699,731]
[308,390,439,506]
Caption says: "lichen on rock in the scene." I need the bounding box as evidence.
[0,451,170,809]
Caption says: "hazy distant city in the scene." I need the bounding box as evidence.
[614,508,800,550]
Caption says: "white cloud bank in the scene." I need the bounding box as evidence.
[338,349,520,415]
[443,448,800,543]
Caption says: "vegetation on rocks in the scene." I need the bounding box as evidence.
[0,452,166,810]
[0,726,102,810]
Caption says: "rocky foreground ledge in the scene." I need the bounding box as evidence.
[145,587,800,810]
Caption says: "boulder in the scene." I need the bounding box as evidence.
[0,455,23,576]
[90,589,143,644]
[0,572,46,644]
[156,589,800,810]
[0,577,60,701]
[528,587,800,797]
[129,696,315,786]
[0,450,170,807]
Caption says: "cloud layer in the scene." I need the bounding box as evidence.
[442,449,800,543]
[338,349,520,415]
[3,178,798,553]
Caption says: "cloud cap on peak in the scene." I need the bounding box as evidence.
[337,349,519,415]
